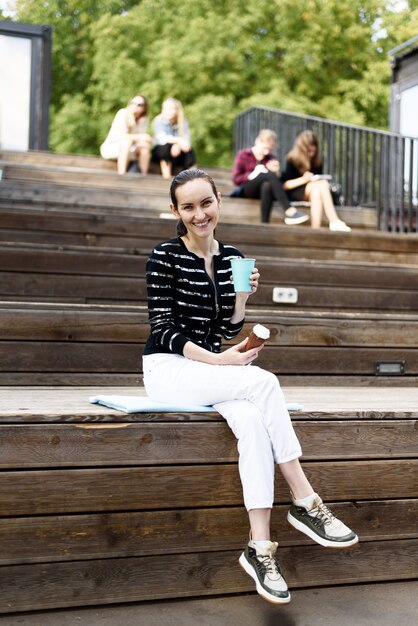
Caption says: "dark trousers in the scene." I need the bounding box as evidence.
[241,172,290,223]
[152,143,196,171]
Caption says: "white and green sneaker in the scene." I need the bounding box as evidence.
[239,540,291,604]
[287,494,359,548]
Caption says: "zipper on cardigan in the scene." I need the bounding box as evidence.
[211,257,220,317]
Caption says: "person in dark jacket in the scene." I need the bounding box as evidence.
[143,168,358,606]
[281,130,351,231]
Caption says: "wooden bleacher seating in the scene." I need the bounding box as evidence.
[1,385,416,612]
[0,149,376,229]
[1,301,418,386]
[1,239,417,386]
[0,200,417,262]
[0,149,417,613]
[1,240,418,309]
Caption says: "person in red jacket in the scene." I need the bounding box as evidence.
[232,129,309,225]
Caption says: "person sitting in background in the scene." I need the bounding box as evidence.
[100,95,152,175]
[152,98,196,179]
[281,130,351,231]
[231,129,309,225]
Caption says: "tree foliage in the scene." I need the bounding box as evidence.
[10,0,418,165]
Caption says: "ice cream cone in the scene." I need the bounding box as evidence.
[244,324,270,351]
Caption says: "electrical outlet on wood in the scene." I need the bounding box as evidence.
[272,287,298,304]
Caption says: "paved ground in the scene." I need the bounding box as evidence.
[1,582,416,626]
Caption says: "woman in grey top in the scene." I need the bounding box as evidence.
[152,98,196,178]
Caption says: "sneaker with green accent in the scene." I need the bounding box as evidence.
[287,494,359,548]
[239,540,291,604]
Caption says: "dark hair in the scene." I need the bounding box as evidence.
[129,94,148,116]
[170,168,219,236]
[287,130,321,172]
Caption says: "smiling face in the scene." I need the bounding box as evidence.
[170,178,221,241]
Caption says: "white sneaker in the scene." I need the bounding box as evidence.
[288,494,359,548]
[329,219,351,232]
[239,540,291,604]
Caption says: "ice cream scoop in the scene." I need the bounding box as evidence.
[244,324,270,351]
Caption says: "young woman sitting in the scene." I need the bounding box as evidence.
[281,130,351,231]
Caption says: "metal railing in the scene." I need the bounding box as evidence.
[234,106,418,233]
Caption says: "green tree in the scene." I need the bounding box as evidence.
[10,0,418,165]
[13,0,139,105]
[49,94,98,153]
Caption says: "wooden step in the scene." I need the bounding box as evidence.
[1,241,417,311]
[0,148,233,182]
[1,303,417,384]
[0,176,377,230]
[0,201,413,263]
[0,385,416,612]
[0,160,239,201]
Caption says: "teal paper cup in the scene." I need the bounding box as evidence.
[230,257,255,292]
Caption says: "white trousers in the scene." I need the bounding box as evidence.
[143,353,302,511]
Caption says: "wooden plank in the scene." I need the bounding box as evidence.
[0,151,233,184]
[2,385,418,422]
[1,194,417,254]
[2,274,418,311]
[0,500,415,565]
[0,273,147,301]
[1,306,418,347]
[251,314,418,347]
[0,540,416,613]
[259,259,418,290]
[9,227,415,262]
[0,307,147,342]
[0,341,140,372]
[253,285,418,310]
[1,242,417,309]
[0,420,416,469]
[257,346,418,374]
[0,206,380,255]
[0,244,147,275]
[2,279,418,310]
[2,371,418,387]
[1,243,418,290]
[0,149,118,170]
[0,167,379,230]
[0,461,416,516]
[1,342,417,375]
[0,204,405,261]
[0,372,143,387]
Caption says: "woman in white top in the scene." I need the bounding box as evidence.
[152,98,196,179]
[100,95,152,175]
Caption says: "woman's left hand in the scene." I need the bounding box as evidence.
[231,268,260,324]
[235,267,260,300]
[249,267,259,293]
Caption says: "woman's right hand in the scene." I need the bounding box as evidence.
[215,338,263,366]
[177,137,191,152]
[302,170,314,182]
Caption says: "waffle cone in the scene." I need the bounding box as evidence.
[244,324,270,351]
